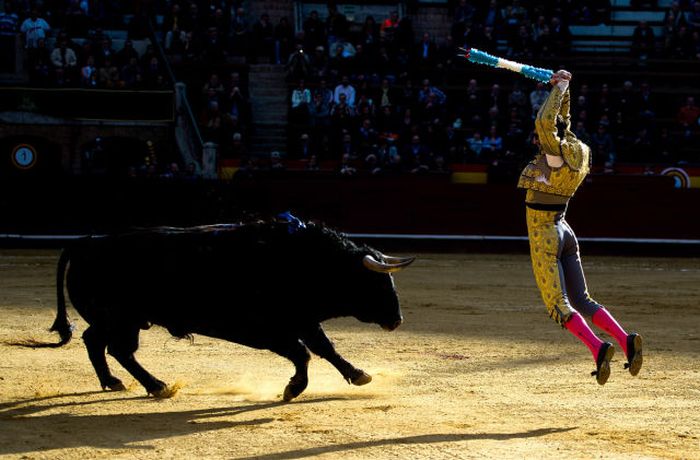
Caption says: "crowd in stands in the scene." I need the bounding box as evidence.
[273,2,700,176]
[2,1,700,178]
[0,2,166,89]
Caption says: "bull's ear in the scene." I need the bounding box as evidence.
[363,254,415,273]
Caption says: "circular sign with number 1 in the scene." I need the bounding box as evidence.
[11,144,37,170]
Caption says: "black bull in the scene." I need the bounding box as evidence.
[43,221,414,401]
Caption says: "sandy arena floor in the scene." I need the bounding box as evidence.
[0,249,699,459]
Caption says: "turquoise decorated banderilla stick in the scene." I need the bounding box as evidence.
[458,47,554,83]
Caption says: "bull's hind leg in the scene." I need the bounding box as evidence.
[106,326,170,397]
[83,326,126,391]
[302,324,371,386]
[269,339,311,402]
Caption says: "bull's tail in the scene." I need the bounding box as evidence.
[49,248,75,346]
[7,249,75,348]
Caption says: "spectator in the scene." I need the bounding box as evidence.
[251,13,274,62]
[483,125,503,156]
[360,15,380,56]
[416,32,438,76]
[294,132,317,159]
[98,56,119,88]
[631,20,656,60]
[94,37,116,67]
[202,26,226,65]
[452,0,476,39]
[310,45,328,80]
[334,75,356,107]
[590,123,616,165]
[549,16,571,54]
[677,95,700,138]
[27,37,51,85]
[418,78,446,106]
[303,10,325,50]
[230,7,248,56]
[380,10,400,44]
[326,4,348,51]
[115,40,139,68]
[270,151,286,171]
[339,152,357,176]
[202,73,225,106]
[81,55,97,87]
[529,82,549,118]
[686,1,700,31]
[20,8,50,49]
[274,16,293,65]
[120,56,141,88]
[285,43,311,81]
[0,2,19,72]
[290,79,312,123]
[50,39,78,86]
[466,130,485,161]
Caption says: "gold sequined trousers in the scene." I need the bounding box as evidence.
[526,206,603,325]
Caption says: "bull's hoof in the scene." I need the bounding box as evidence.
[102,377,126,392]
[349,370,372,386]
[282,376,308,402]
[106,381,127,392]
[150,382,180,399]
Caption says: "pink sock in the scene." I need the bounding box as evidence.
[592,308,628,356]
[564,313,604,359]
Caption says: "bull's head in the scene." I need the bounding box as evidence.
[352,252,415,331]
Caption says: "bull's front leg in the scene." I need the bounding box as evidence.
[301,324,372,386]
[269,338,311,402]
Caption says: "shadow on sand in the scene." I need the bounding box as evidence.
[234,427,577,460]
[0,391,344,455]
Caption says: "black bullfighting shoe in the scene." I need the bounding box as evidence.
[591,342,615,386]
[624,333,643,376]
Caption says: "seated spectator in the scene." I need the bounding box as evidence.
[116,40,140,68]
[306,154,321,171]
[228,132,247,159]
[310,45,328,80]
[591,123,616,165]
[685,0,700,31]
[529,82,549,118]
[309,89,332,130]
[202,73,225,106]
[376,78,400,109]
[290,79,312,123]
[339,153,357,176]
[294,132,317,159]
[466,130,485,161]
[483,125,503,156]
[270,151,286,171]
[418,79,446,106]
[98,57,120,88]
[120,56,142,88]
[677,95,700,138]
[95,37,116,67]
[50,39,78,86]
[380,10,400,44]
[81,55,98,87]
[334,75,356,107]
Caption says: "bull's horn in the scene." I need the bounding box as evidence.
[363,254,415,273]
[380,254,417,266]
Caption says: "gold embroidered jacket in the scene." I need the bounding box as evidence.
[517,85,591,198]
